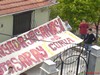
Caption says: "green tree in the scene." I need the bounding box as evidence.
[50,0,100,40]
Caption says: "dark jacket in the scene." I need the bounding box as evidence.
[84,33,96,44]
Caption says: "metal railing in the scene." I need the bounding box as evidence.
[52,43,91,75]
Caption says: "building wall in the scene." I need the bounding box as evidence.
[0,15,13,42]
[25,63,42,75]
[31,7,50,28]
[0,7,50,42]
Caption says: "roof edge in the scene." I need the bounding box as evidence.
[0,2,58,18]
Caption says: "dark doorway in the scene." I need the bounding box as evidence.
[13,11,32,35]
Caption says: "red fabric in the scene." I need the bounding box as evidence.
[79,22,89,34]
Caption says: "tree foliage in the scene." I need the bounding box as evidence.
[50,0,100,34]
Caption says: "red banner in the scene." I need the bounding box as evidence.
[0,17,82,75]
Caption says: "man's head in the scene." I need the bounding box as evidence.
[8,66,13,73]
[88,28,92,34]
[81,19,86,23]
[88,28,92,31]
[64,21,69,26]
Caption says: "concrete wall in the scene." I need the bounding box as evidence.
[0,15,13,42]
[32,7,50,28]
[25,63,42,75]
[87,45,100,75]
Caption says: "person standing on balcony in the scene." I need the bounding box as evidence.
[84,28,96,50]
[4,66,13,75]
[79,19,89,39]
[64,20,72,31]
